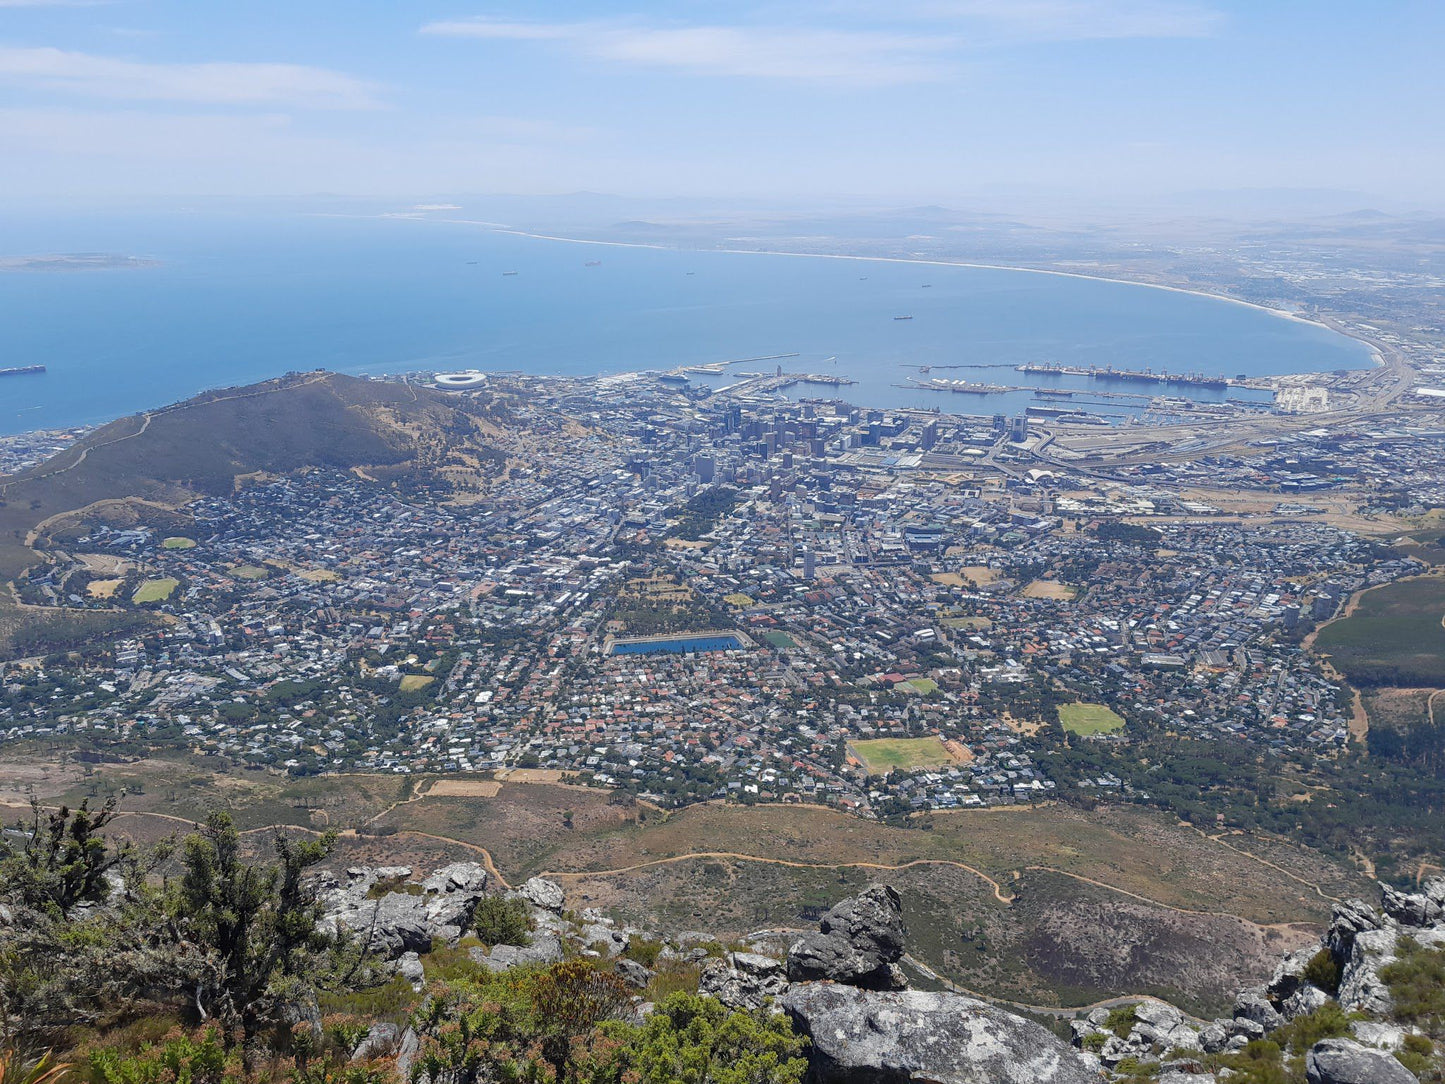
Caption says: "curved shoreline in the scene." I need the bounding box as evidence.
[422,216,1383,371]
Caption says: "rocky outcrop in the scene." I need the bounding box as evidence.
[520,877,565,913]
[786,884,907,990]
[699,951,789,1010]
[782,984,1098,1084]
[469,933,564,971]
[1305,1037,1418,1084]
[319,863,490,960]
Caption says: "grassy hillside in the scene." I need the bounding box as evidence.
[1315,574,1445,687]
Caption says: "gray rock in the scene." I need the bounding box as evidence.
[469,933,564,971]
[1134,1000,1184,1031]
[781,985,1098,1084]
[1159,1074,1215,1084]
[615,958,652,989]
[367,893,433,957]
[322,863,492,959]
[1305,1038,1418,1084]
[1339,928,1398,1016]
[397,951,425,990]
[1130,999,1199,1050]
[1380,883,1443,929]
[422,862,488,896]
[1268,948,1314,1002]
[395,1028,420,1080]
[786,885,907,989]
[1349,1021,1408,1053]
[1234,988,1284,1032]
[582,922,628,957]
[1328,899,1385,963]
[520,876,566,913]
[351,1022,399,1062]
[1283,984,1330,1020]
[1197,1022,1230,1055]
[699,952,789,1011]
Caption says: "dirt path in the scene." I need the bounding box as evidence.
[901,953,1207,1022]
[539,851,1017,905]
[0,413,152,497]
[1198,830,1343,904]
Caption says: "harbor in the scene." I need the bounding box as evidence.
[1015,361,1271,390]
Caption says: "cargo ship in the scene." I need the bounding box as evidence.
[0,365,45,377]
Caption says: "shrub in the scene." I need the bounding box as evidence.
[470,895,532,949]
[1381,938,1445,1029]
[624,937,665,968]
[1104,1004,1138,1038]
[1301,948,1342,996]
[1272,1002,1352,1053]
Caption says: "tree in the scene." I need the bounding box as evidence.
[0,796,134,917]
[171,812,337,1042]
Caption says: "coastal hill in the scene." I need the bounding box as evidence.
[0,371,517,656]
[0,371,512,581]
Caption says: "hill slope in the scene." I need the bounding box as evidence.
[0,371,509,580]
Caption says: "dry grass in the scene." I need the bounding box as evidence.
[427,779,502,798]
[1021,579,1079,600]
[86,578,123,599]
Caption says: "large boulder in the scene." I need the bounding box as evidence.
[1304,1038,1418,1084]
[320,863,491,959]
[520,877,566,913]
[1380,883,1443,929]
[781,984,1098,1084]
[1132,999,1200,1052]
[699,951,789,1010]
[1338,928,1399,1016]
[1327,899,1386,963]
[787,885,907,989]
[469,933,564,971]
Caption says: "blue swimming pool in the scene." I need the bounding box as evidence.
[610,634,746,655]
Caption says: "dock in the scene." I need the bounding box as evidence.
[1017,362,1235,389]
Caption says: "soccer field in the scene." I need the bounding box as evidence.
[1058,703,1126,736]
[851,736,959,774]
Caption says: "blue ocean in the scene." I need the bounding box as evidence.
[0,209,1375,436]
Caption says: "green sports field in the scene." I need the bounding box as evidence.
[1058,703,1126,736]
[132,577,179,604]
[851,736,958,775]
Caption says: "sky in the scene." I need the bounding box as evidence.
[0,0,1441,208]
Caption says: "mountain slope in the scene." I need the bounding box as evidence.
[0,371,507,581]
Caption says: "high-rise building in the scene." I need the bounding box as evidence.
[1010,415,1029,442]
[802,547,816,581]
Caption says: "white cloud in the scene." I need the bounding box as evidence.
[884,0,1223,40]
[421,19,957,84]
[0,46,378,108]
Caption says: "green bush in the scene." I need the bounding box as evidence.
[1272,1002,1352,1053]
[1381,938,1445,1029]
[625,937,665,968]
[470,895,532,949]
[1301,948,1342,996]
[1104,1004,1139,1038]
